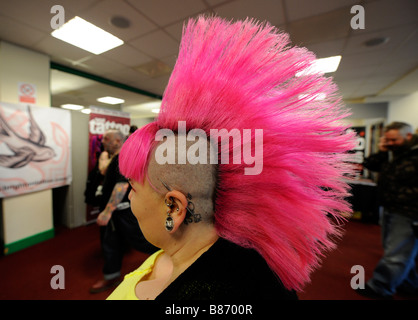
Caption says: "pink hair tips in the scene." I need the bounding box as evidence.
[119,16,356,291]
[119,122,159,183]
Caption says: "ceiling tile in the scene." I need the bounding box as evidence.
[205,0,233,6]
[362,76,400,90]
[159,54,179,69]
[33,35,92,63]
[0,15,46,48]
[372,58,417,78]
[104,66,150,86]
[362,0,418,33]
[102,44,151,68]
[0,0,91,33]
[214,0,286,26]
[164,20,185,41]
[130,30,180,59]
[51,0,99,12]
[381,67,418,96]
[334,60,378,82]
[163,10,213,41]
[127,0,207,26]
[342,50,391,68]
[334,79,362,93]
[131,73,170,94]
[343,23,417,56]
[303,38,345,58]
[285,0,359,22]
[287,7,351,45]
[389,29,418,62]
[81,0,158,41]
[76,55,126,77]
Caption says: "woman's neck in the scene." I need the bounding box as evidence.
[164,225,219,282]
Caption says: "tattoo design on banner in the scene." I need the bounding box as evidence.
[0,102,72,197]
[85,106,130,222]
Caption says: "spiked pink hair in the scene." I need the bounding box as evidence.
[120,16,355,291]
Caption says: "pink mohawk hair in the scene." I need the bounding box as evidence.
[120,16,356,291]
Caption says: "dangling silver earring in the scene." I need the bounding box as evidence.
[164,197,178,232]
[165,210,174,232]
[165,197,174,231]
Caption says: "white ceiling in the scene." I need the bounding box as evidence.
[0,0,417,118]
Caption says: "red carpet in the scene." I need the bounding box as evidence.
[299,220,383,300]
[0,220,416,300]
[0,223,150,300]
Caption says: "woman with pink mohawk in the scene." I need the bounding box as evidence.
[107,16,355,300]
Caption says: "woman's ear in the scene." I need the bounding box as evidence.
[165,190,188,233]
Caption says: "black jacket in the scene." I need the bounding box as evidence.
[363,134,418,217]
[156,238,298,300]
[99,154,130,211]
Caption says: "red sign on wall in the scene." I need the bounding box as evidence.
[18,83,37,104]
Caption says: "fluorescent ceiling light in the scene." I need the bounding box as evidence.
[51,16,124,55]
[61,104,84,110]
[97,96,125,105]
[296,55,342,76]
[151,108,160,113]
[81,108,91,114]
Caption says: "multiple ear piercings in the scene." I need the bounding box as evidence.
[163,180,202,232]
[164,195,202,232]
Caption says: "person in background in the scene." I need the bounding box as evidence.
[129,125,138,137]
[90,129,156,293]
[358,121,418,299]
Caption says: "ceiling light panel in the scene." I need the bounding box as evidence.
[61,104,84,110]
[296,55,342,76]
[51,16,124,55]
[97,96,125,105]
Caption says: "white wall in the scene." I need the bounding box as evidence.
[130,117,155,129]
[0,42,53,252]
[388,91,418,131]
[54,110,89,228]
[346,102,388,120]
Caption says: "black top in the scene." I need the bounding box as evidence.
[363,134,418,217]
[99,154,130,211]
[156,238,298,300]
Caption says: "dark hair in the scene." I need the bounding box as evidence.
[385,122,412,137]
[129,125,138,134]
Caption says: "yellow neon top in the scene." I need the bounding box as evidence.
[106,249,164,300]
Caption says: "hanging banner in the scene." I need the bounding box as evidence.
[351,126,367,179]
[86,106,130,222]
[0,102,72,198]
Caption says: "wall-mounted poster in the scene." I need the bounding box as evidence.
[0,102,72,197]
